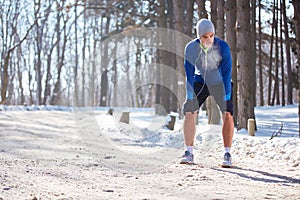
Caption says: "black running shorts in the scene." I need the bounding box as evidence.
[194,82,233,114]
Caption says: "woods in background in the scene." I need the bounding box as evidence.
[0,0,299,130]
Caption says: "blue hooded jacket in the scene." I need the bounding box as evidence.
[184,37,232,101]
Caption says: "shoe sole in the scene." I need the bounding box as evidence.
[221,164,233,168]
[180,161,194,165]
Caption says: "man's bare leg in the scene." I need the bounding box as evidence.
[180,112,198,164]
[183,112,198,146]
[221,112,234,167]
[222,112,234,147]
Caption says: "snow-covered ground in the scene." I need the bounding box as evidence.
[95,105,299,168]
[0,105,299,199]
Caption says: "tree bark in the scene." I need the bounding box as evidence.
[271,0,280,106]
[250,0,257,108]
[291,0,300,137]
[185,0,194,37]
[280,0,285,106]
[1,2,40,104]
[210,0,217,26]
[196,0,207,19]
[216,0,225,39]
[100,16,110,107]
[225,0,237,125]
[258,0,264,106]
[236,0,256,130]
[283,0,293,104]
[268,0,276,105]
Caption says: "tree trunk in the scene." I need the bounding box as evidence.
[74,2,80,106]
[44,51,53,105]
[100,16,110,107]
[225,0,237,125]
[216,0,225,39]
[271,0,280,106]
[196,0,207,19]
[280,0,285,106]
[250,0,257,108]
[34,1,45,105]
[43,28,59,105]
[268,0,276,105]
[155,0,166,114]
[210,0,217,26]
[81,2,87,107]
[236,0,255,130]
[208,0,221,124]
[258,0,264,106]
[291,0,300,137]
[89,15,99,107]
[283,0,293,104]
[1,51,11,104]
[185,0,194,37]
[172,0,185,114]
[51,6,67,105]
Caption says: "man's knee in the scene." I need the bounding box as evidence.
[184,112,197,121]
[223,112,232,120]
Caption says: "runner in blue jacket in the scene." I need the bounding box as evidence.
[181,18,234,167]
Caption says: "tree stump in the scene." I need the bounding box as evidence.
[248,118,255,136]
[119,111,130,124]
[166,115,176,130]
[107,108,114,115]
[207,96,220,124]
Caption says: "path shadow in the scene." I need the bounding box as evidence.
[212,166,300,185]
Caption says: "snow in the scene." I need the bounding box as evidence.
[94,105,299,166]
[0,104,299,199]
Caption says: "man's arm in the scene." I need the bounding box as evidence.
[219,43,232,101]
[184,45,195,100]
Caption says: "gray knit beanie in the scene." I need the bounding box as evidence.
[196,19,215,38]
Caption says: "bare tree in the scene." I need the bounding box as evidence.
[73,1,80,106]
[0,1,40,104]
[80,1,87,107]
[99,30,109,107]
[50,0,71,105]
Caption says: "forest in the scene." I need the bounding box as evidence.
[1,0,300,130]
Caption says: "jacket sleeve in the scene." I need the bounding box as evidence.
[219,43,232,101]
[184,45,195,100]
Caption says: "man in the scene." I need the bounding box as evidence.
[181,18,234,167]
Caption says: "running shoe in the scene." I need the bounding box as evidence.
[180,151,194,164]
[222,152,232,167]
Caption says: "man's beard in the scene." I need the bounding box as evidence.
[202,42,213,49]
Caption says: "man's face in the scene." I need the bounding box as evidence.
[200,32,214,49]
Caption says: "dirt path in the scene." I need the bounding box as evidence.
[0,111,299,200]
